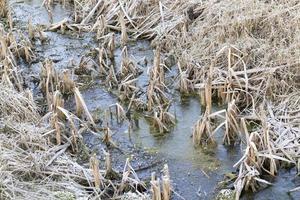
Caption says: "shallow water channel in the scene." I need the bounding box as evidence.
[10,1,300,199]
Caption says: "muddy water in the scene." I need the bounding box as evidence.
[131,98,242,199]
[12,0,71,25]
[10,1,300,200]
[242,168,300,200]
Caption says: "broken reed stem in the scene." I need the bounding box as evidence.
[43,0,53,23]
[109,103,127,123]
[225,48,233,103]
[150,165,171,200]
[51,90,64,119]
[152,46,164,83]
[60,70,75,94]
[0,0,8,18]
[234,132,262,197]
[177,62,191,93]
[90,153,103,189]
[120,46,139,78]
[80,0,103,25]
[0,31,8,59]
[50,91,64,145]
[73,87,96,127]
[193,108,213,146]
[162,164,171,200]
[102,123,113,145]
[224,99,240,145]
[37,27,47,43]
[108,33,115,60]
[106,65,118,87]
[151,172,161,200]
[152,106,176,133]
[205,63,213,114]
[97,47,108,76]
[217,84,226,105]
[95,15,107,39]
[43,59,58,107]
[54,121,61,145]
[104,150,112,175]
[119,11,128,46]
[28,17,34,40]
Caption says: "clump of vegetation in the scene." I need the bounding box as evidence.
[4,0,300,199]
[0,0,8,18]
[151,164,171,200]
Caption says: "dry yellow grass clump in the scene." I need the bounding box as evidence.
[0,8,150,199]
[3,0,300,199]
[60,0,300,197]
[0,0,8,18]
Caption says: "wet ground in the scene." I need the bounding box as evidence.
[9,0,300,199]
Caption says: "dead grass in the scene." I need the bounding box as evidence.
[0,83,39,122]
[0,0,8,18]
[150,164,171,200]
[64,1,300,196]
[5,0,300,199]
[0,80,149,199]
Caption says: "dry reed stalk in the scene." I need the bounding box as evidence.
[51,113,62,145]
[74,56,97,75]
[205,64,213,114]
[217,85,227,105]
[50,90,65,118]
[22,43,35,63]
[40,59,58,107]
[104,150,112,176]
[94,15,107,39]
[1,66,14,88]
[120,46,140,78]
[90,153,103,189]
[147,79,169,111]
[0,32,8,59]
[161,164,171,200]
[36,26,47,43]
[192,109,213,146]
[56,106,82,152]
[150,46,164,84]
[118,75,138,101]
[223,99,240,145]
[151,106,175,133]
[96,47,109,76]
[43,0,53,23]
[49,91,65,145]
[152,111,168,134]
[73,0,79,23]
[177,62,193,93]
[118,158,145,194]
[73,87,96,127]
[119,11,128,46]
[80,0,104,25]
[0,0,8,18]
[108,33,115,60]
[59,70,75,95]
[106,64,118,88]
[28,17,34,40]
[102,122,113,145]
[109,103,127,123]
[200,89,206,106]
[151,172,161,200]
[234,132,264,198]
